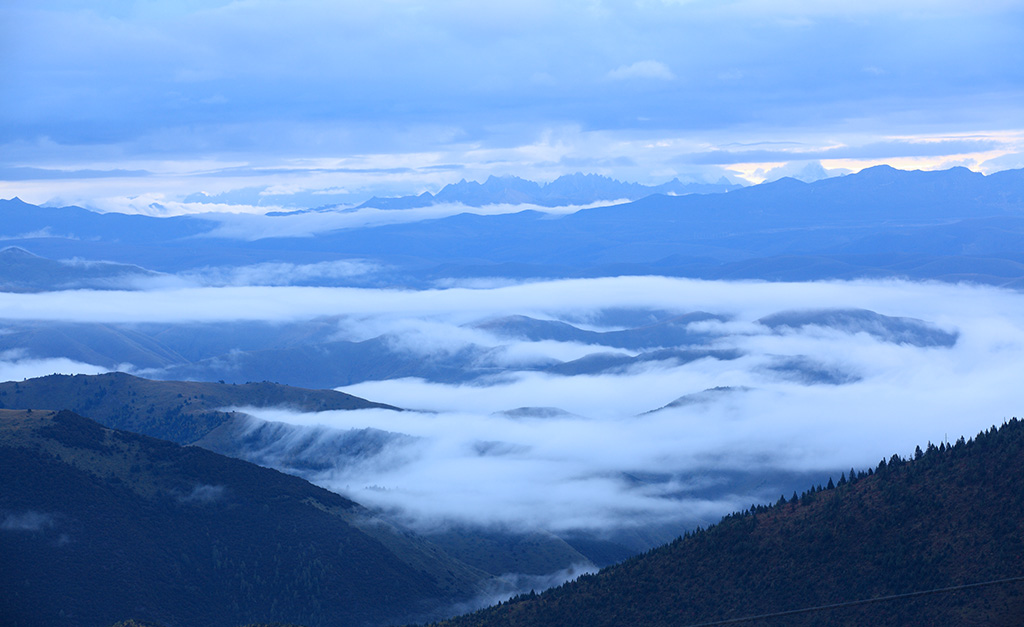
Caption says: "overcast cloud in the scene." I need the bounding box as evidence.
[2,1,1021,211]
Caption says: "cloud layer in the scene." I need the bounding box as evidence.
[4,277,1023,534]
[278,299,1018,531]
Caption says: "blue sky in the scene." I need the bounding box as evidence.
[2,0,1023,213]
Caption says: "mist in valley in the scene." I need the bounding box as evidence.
[4,276,1022,556]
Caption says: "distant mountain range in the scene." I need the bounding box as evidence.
[3,165,1024,287]
[354,172,741,209]
[432,418,1024,627]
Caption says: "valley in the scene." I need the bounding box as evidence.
[5,2,1023,623]
[2,167,1023,626]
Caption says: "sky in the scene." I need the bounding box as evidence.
[2,0,1023,213]
[2,276,1023,534]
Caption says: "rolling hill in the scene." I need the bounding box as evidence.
[0,372,396,445]
[0,247,158,293]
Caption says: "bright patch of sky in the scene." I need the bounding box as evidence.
[2,0,1022,213]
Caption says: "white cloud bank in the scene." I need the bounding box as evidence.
[16,276,990,533]
[3,277,1022,533]
[0,276,1006,324]
[298,306,1019,531]
[0,352,111,382]
[198,199,621,240]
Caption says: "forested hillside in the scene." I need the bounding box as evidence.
[0,410,487,627]
[430,419,1024,626]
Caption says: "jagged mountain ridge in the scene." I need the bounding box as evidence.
[356,172,741,209]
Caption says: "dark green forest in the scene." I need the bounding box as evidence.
[428,419,1024,626]
[0,409,484,627]
[5,404,1024,626]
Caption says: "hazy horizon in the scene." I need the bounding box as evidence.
[3,1,1022,215]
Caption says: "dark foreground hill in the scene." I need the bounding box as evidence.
[430,419,1024,626]
[0,409,487,627]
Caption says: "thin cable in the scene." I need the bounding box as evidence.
[680,575,1024,627]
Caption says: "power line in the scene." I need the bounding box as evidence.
[681,575,1024,627]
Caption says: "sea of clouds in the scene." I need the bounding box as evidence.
[2,276,1023,535]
